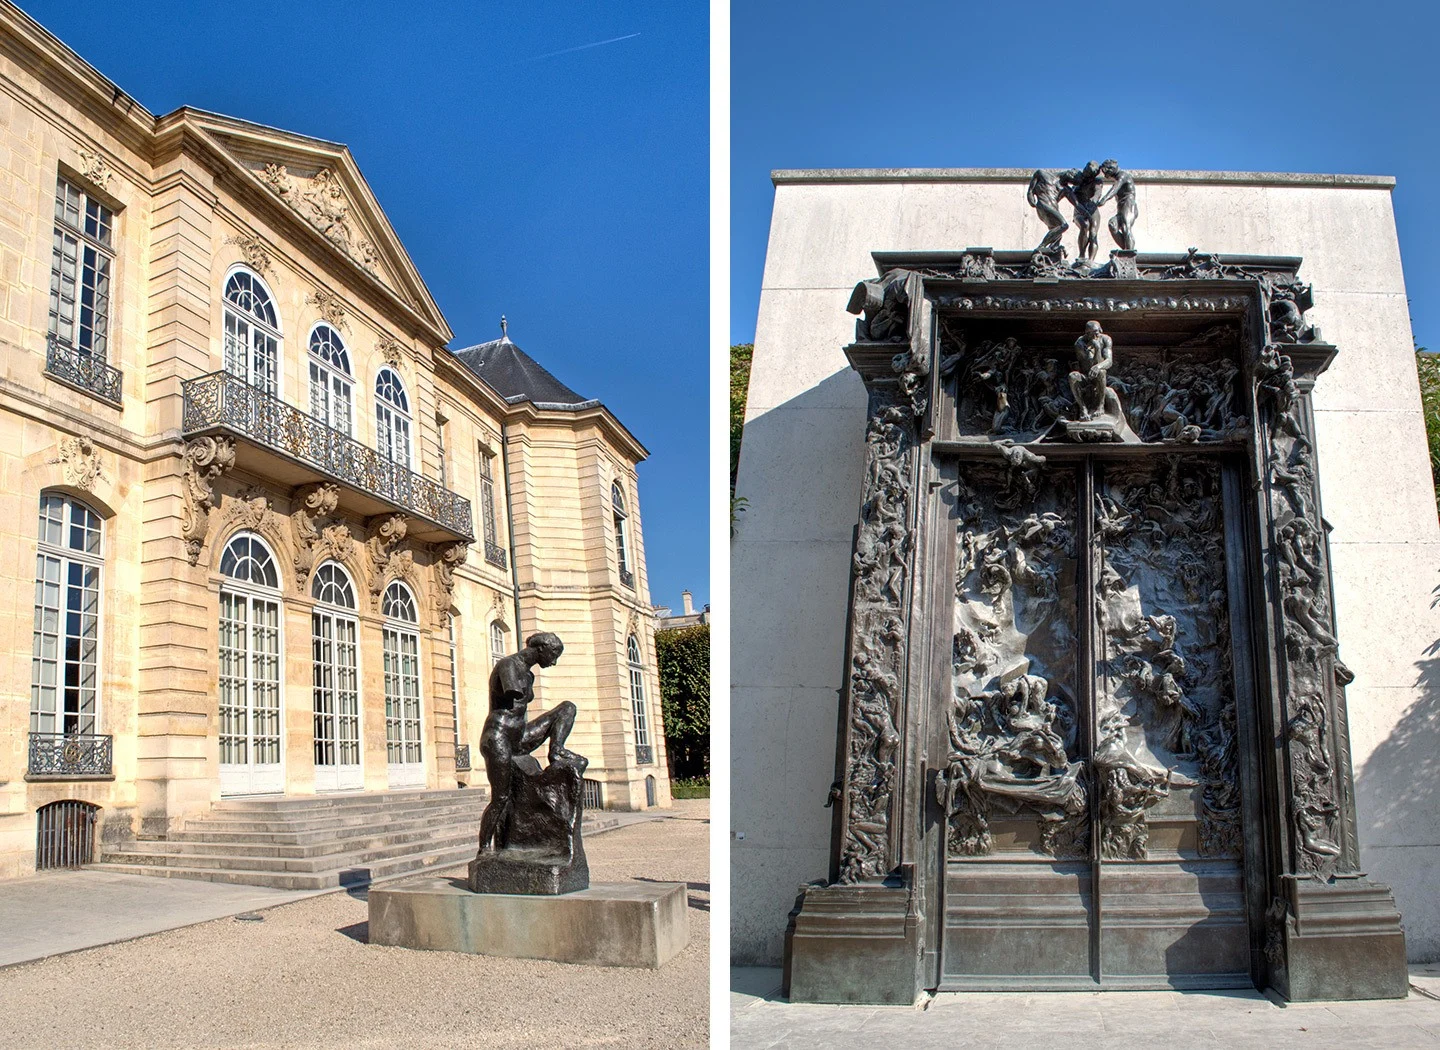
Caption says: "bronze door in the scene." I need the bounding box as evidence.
[938,454,1252,990]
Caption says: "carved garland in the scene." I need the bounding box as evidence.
[181,437,237,565]
[225,233,272,275]
[257,163,381,275]
[307,288,348,331]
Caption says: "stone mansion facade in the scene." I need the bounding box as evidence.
[0,2,669,880]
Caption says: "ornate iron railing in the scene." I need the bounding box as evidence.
[484,541,508,570]
[635,744,654,766]
[45,337,122,406]
[619,568,635,589]
[182,371,474,540]
[455,744,471,772]
[28,732,113,777]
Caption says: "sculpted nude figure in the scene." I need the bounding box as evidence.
[1070,321,1114,421]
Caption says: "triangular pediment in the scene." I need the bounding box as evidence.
[174,109,452,343]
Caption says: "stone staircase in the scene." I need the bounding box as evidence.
[94,788,506,890]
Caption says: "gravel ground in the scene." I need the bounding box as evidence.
[0,799,709,1050]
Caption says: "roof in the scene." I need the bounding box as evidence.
[451,338,599,410]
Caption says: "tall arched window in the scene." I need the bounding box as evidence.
[218,533,283,795]
[308,324,353,436]
[222,269,281,396]
[382,580,423,787]
[311,562,361,791]
[375,367,412,469]
[490,620,507,666]
[628,634,652,764]
[31,494,103,737]
[612,482,632,586]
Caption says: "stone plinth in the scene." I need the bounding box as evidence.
[368,878,690,968]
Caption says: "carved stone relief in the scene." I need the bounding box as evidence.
[432,540,470,626]
[378,335,405,368]
[58,435,104,490]
[366,512,409,610]
[225,233,272,274]
[290,482,342,590]
[307,288,348,331]
[939,463,1088,859]
[258,164,381,275]
[76,147,113,190]
[181,436,237,565]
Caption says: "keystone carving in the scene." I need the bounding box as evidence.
[377,335,405,368]
[76,147,113,189]
[306,288,348,331]
[225,233,272,274]
[181,436,237,565]
[58,435,104,491]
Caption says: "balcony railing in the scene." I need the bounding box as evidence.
[635,744,654,766]
[454,744,472,772]
[183,371,474,540]
[28,732,114,778]
[619,567,635,589]
[484,541,508,570]
[45,337,123,406]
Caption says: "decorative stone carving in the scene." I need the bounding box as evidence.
[256,163,383,276]
[306,288,348,331]
[225,233,272,274]
[290,482,342,590]
[470,632,589,895]
[76,147,113,189]
[846,269,914,343]
[366,512,409,609]
[181,436,237,565]
[432,540,470,626]
[220,486,274,532]
[58,435,104,490]
[377,335,405,368]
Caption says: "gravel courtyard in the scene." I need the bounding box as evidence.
[0,799,709,1050]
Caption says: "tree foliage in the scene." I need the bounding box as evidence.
[656,624,709,780]
[731,343,754,493]
[1417,349,1440,518]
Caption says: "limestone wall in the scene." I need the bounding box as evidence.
[731,170,1440,964]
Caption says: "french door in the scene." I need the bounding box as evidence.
[938,452,1252,989]
[218,590,283,795]
[383,626,424,788]
[312,609,362,792]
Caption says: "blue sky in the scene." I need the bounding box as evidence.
[20,0,709,613]
[731,0,1439,351]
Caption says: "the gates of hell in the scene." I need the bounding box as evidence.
[783,244,1409,1005]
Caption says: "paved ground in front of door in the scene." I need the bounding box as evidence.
[0,809,661,970]
[0,801,707,1050]
[731,964,1440,1049]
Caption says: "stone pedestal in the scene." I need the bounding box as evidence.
[368,878,690,969]
[1277,879,1409,1001]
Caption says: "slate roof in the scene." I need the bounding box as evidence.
[450,337,599,410]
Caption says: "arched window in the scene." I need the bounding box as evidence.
[311,562,360,790]
[382,581,423,785]
[31,494,103,737]
[218,533,282,794]
[222,269,281,396]
[612,482,632,586]
[490,620,507,666]
[308,324,353,436]
[628,634,652,764]
[375,367,412,468]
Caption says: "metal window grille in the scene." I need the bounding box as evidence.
[645,775,657,807]
[35,799,98,870]
[455,744,471,772]
[583,778,604,811]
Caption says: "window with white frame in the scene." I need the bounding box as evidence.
[612,482,631,581]
[489,620,507,666]
[31,494,103,736]
[218,533,282,769]
[49,176,114,360]
[382,581,422,765]
[223,270,281,396]
[448,617,461,745]
[628,634,651,760]
[311,562,360,772]
[478,449,499,547]
[308,324,353,436]
[375,367,412,468]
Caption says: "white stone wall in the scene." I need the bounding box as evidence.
[731,170,1440,965]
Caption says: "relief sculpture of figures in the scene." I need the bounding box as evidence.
[847,268,914,343]
[469,631,590,895]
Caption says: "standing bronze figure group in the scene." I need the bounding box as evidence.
[1026,159,1136,264]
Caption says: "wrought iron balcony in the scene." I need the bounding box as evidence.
[619,567,635,589]
[484,541,508,570]
[45,337,122,406]
[455,743,471,772]
[28,732,114,778]
[635,744,654,766]
[182,371,474,541]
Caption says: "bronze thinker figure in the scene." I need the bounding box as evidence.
[470,631,591,894]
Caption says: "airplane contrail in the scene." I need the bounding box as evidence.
[521,32,641,63]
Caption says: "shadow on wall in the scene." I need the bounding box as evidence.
[1353,583,1440,961]
[730,366,869,966]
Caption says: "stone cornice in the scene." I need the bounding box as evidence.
[772,168,1396,189]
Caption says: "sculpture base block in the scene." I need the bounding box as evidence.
[785,883,922,1005]
[1277,878,1408,1001]
[1060,417,1124,442]
[368,878,689,968]
[468,846,588,895]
